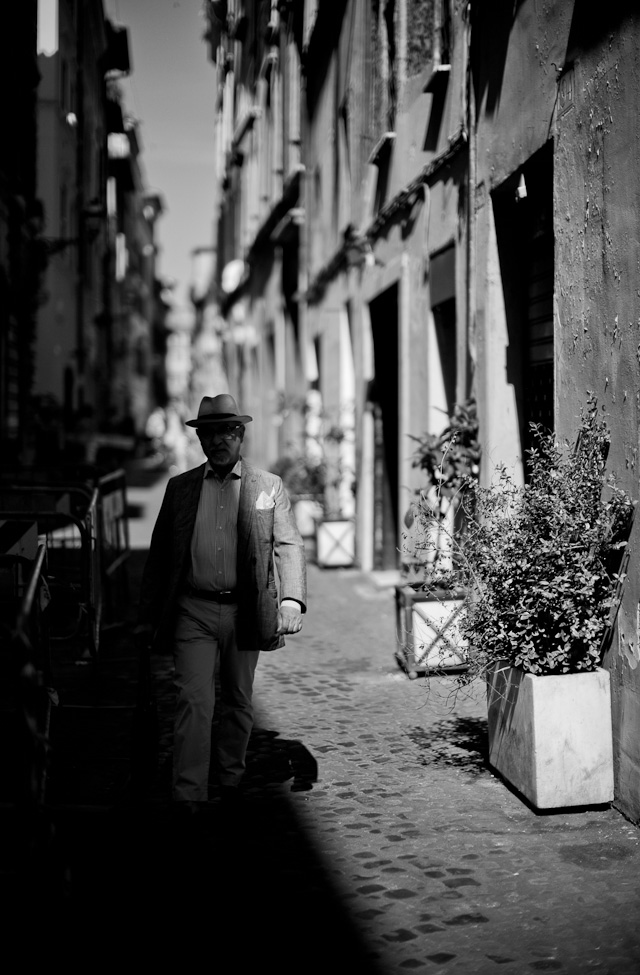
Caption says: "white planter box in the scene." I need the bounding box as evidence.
[316,519,355,567]
[486,664,614,810]
[413,599,468,669]
[395,584,468,677]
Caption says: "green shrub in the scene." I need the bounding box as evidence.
[412,397,635,681]
[271,452,326,498]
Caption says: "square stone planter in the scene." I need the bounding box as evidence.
[395,583,468,678]
[486,663,614,810]
[316,518,355,568]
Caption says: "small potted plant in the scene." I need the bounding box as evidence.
[396,400,480,677]
[442,396,635,809]
[271,450,326,541]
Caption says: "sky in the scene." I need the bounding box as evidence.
[103,0,217,311]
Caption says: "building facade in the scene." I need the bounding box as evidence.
[205,0,306,468]
[0,3,44,459]
[33,0,165,462]
[204,0,640,821]
[107,112,166,439]
[470,1,640,823]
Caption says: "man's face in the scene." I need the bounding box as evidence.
[197,422,245,469]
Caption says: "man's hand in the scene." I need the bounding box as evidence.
[276,602,304,635]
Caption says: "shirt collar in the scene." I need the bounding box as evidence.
[204,458,242,481]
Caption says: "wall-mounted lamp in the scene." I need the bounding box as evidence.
[516,173,528,201]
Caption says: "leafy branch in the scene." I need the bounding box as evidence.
[409,396,635,682]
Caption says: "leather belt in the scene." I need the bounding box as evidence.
[184,586,238,604]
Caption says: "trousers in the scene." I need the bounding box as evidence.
[172,594,260,801]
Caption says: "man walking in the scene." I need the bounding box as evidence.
[138,393,307,808]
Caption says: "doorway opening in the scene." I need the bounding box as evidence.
[492,142,555,459]
[369,284,399,570]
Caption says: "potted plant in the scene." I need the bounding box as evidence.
[271,450,326,541]
[403,399,481,581]
[396,400,480,677]
[424,397,635,809]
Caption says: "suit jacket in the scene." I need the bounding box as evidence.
[138,459,307,653]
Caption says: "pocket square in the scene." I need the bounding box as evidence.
[256,488,276,510]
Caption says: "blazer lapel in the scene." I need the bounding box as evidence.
[175,465,204,556]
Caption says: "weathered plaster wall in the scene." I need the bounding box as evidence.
[390,10,466,203]
[473,2,566,460]
[473,1,640,821]
[554,18,640,822]
[390,74,436,200]
[473,3,572,477]
[474,197,525,481]
[355,0,469,560]
[305,56,338,276]
[474,2,573,192]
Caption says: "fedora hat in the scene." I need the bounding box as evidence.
[185,394,253,427]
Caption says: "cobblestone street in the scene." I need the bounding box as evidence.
[243,565,640,974]
[4,4,640,972]
[3,478,639,974]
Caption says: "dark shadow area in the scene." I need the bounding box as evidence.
[244,726,319,793]
[565,0,640,62]
[369,285,400,571]
[471,1,524,117]
[3,792,387,970]
[303,0,349,113]
[407,716,489,776]
[13,791,386,971]
[125,502,144,519]
[487,765,614,819]
[373,154,392,214]
[0,547,384,972]
[423,83,447,152]
[491,141,554,454]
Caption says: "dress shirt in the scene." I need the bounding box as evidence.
[188,460,241,592]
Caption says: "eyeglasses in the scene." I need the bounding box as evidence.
[198,424,243,441]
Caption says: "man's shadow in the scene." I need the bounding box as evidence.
[242,726,319,793]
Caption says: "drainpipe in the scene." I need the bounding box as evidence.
[75,0,86,410]
[397,0,409,569]
[465,2,476,401]
[399,250,411,560]
[359,302,375,573]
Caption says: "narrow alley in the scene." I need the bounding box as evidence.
[2,6,640,969]
[4,475,638,975]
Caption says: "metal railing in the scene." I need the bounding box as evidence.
[0,469,131,655]
[7,542,52,808]
[98,469,131,627]
[0,467,134,825]
[0,486,102,656]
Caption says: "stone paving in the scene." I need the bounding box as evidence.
[123,561,640,975]
[239,565,640,974]
[3,482,640,972]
